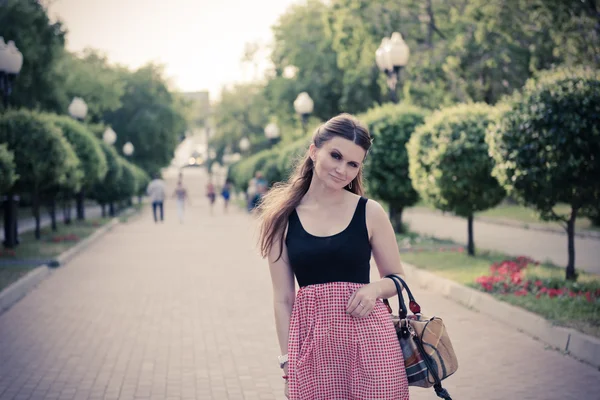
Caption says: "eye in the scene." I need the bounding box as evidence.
[331,152,342,160]
[349,162,359,168]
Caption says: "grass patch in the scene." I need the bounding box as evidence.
[0,217,112,292]
[409,201,599,232]
[398,233,600,338]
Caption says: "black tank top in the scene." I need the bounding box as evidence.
[286,197,371,287]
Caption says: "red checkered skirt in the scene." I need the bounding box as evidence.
[288,281,409,400]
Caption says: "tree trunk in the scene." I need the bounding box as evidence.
[138,195,142,205]
[565,207,578,281]
[48,198,57,232]
[63,200,72,225]
[389,205,405,233]
[101,204,106,218]
[76,190,85,220]
[467,214,475,256]
[32,194,41,240]
[109,202,115,217]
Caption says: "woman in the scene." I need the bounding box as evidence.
[172,180,189,223]
[258,114,409,399]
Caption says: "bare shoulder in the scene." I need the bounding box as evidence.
[365,198,388,221]
[365,198,389,238]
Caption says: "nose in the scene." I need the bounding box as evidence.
[335,164,345,175]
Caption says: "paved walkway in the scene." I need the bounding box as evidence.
[0,168,598,400]
[404,209,600,275]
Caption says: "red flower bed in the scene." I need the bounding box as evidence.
[475,256,599,303]
[50,234,80,243]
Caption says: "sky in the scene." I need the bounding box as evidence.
[47,0,302,101]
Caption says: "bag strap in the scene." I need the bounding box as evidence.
[383,275,408,318]
[383,275,422,316]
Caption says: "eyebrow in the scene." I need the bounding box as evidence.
[331,148,361,164]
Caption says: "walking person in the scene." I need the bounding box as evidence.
[221,179,232,213]
[206,180,216,214]
[146,173,166,223]
[172,180,190,223]
[257,114,410,399]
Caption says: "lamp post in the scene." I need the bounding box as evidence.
[0,37,24,248]
[123,142,134,156]
[103,127,117,145]
[239,137,250,153]
[68,97,88,121]
[375,32,410,104]
[102,128,117,216]
[294,92,314,135]
[264,122,280,146]
[67,97,89,221]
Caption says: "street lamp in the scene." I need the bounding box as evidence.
[103,127,117,145]
[375,32,410,104]
[239,137,250,153]
[264,122,280,146]
[68,97,88,121]
[0,37,23,249]
[123,142,134,156]
[0,37,24,109]
[68,97,89,221]
[294,92,314,135]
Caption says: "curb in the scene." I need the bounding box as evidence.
[403,262,600,370]
[406,208,600,240]
[0,208,139,316]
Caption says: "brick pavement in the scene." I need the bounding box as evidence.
[0,168,598,400]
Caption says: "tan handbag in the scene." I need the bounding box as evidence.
[383,275,458,399]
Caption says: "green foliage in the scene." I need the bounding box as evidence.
[89,142,123,205]
[0,0,68,112]
[408,103,505,217]
[210,82,271,158]
[486,68,600,222]
[44,115,108,191]
[114,158,137,201]
[0,144,17,194]
[361,103,428,212]
[58,49,124,123]
[103,64,187,177]
[130,164,151,196]
[269,0,343,121]
[0,109,80,196]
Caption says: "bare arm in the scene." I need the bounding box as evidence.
[367,200,406,299]
[267,226,295,363]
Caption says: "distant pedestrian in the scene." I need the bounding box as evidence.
[147,173,166,223]
[173,180,190,223]
[206,180,216,214]
[221,179,232,213]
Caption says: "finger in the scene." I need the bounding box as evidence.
[348,296,364,315]
[351,299,367,317]
[346,292,357,311]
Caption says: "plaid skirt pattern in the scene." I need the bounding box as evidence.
[288,282,409,400]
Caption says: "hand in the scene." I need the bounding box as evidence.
[346,283,380,318]
[284,380,289,398]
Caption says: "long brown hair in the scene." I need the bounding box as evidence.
[257,113,373,260]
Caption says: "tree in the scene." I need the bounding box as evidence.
[486,68,600,280]
[0,144,17,194]
[58,49,124,123]
[89,142,123,217]
[45,115,108,221]
[0,0,68,112]
[361,103,429,232]
[0,109,80,238]
[268,0,343,121]
[211,82,271,157]
[408,103,506,255]
[103,64,187,176]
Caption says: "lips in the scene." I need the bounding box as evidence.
[330,174,345,183]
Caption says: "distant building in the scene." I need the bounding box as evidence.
[176,91,212,168]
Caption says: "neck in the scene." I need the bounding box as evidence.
[303,173,346,207]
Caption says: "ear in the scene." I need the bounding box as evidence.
[308,144,317,161]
